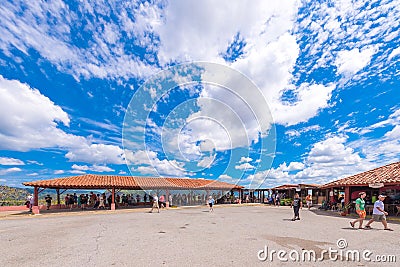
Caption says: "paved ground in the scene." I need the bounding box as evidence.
[0,205,398,266]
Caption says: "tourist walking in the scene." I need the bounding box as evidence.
[275,193,281,206]
[350,192,366,229]
[291,193,302,220]
[305,194,312,210]
[26,194,34,212]
[45,194,52,210]
[150,194,160,213]
[208,196,215,212]
[98,194,106,209]
[364,195,394,231]
[159,194,166,209]
[169,194,173,207]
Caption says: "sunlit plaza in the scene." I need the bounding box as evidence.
[1,204,398,266]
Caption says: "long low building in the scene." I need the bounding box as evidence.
[321,161,400,213]
[23,174,243,213]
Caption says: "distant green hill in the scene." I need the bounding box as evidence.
[0,185,30,206]
[0,185,149,206]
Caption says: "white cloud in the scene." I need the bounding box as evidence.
[54,170,65,175]
[306,136,362,167]
[388,47,400,60]
[72,164,114,173]
[0,76,125,166]
[27,160,43,166]
[296,0,398,85]
[244,134,380,188]
[350,109,400,163]
[218,174,236,183]
[78,117,120,133]
[0,167,22,175]
[243,168,291,188]
[197,155,216,168]
[152,0,336,128]
[239,157,252,163]
[334,47,376,76]
[0,75,72,151]
[0,157,24,166]
[235,162,255,170]
[126,149,186,177]
[278,162,305,171]
[271,83,335,126]
[66,144,125,165]
[0,1,158,80]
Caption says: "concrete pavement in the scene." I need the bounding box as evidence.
[0,205,398,266]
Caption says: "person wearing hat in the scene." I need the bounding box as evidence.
[364,195,393,231]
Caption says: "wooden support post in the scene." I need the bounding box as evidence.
[166,189,170,208]
[344,186,351,213]
[111,187,116,210]
[33,186,40,214]
[56,189,60,205]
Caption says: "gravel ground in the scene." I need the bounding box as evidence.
[0,205,398,267]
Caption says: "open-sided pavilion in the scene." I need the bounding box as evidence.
[321,161,400,214]
[23,174,243,214]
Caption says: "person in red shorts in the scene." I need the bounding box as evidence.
[350,192,366,229]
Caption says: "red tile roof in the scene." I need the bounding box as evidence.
[321,161,400,188]
[22,175,243,190]
[298,183,321,188]
[272,184,298,190]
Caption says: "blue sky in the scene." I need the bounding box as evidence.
[0,0,399,189]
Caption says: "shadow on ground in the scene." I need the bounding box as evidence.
[310,207,400,224]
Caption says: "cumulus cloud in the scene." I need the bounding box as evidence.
[244,134,381,188]
[71,164,114,173]
[0,157,24,166]
[0,1,158,80]
[388,47,400,60]
[150,0,336,131]
[197,155,216,168]
[239,157,252,163]
[0,76,125,165]
[126,149,186,177]
[0,167,22,175]
[271,83,335,126]
[218,174,238,184]
[334,47,376,76]
[278,162,305,171]
[235,162,255,170]
[306,136,362,167]
[66,144,125,165]
[349,108,400,163]
[295,0,398,85]
[0,75,72,151]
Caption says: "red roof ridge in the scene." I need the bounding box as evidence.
[23,174,244,190]
[322,161,400,188]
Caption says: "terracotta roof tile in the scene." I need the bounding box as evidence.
[322,161,400,188]
[23,175,243,190]
[272,184,298,190]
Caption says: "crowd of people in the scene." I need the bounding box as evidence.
[39,191,225,210]
[24,190,395,233]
